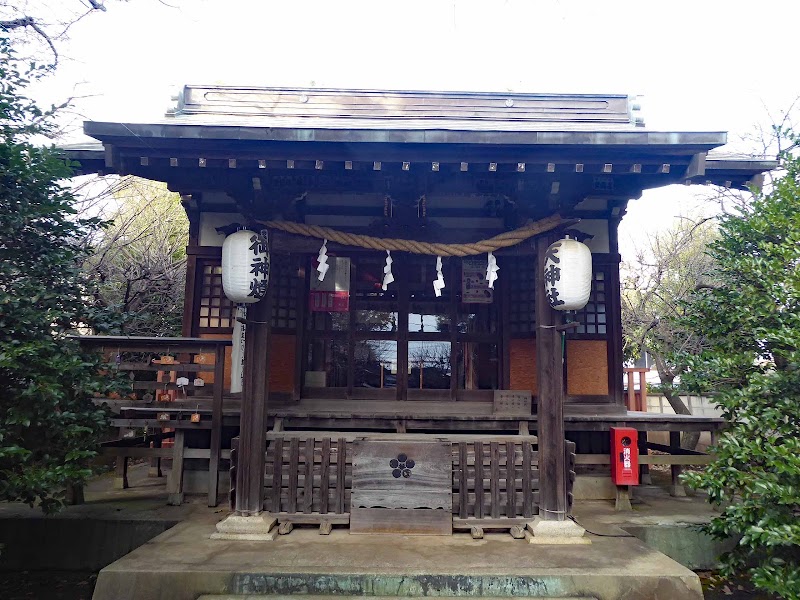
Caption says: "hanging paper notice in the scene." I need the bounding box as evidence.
[310,256,351,312]
[230,305,246,394]
[462,257,494,304]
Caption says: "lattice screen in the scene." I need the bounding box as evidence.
[198,264,235,330]
[271,255,298,332]
[508,258,536,336]
[574,271,607,335]
[196,256,297,333]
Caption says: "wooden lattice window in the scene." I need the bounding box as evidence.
[271,254,298,332]
[198,264,235,331]
[574,271,607,335]
[508,258,536,336]
[196,257,297,333]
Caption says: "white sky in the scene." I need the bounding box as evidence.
[30,0,800,258]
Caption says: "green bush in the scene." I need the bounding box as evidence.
[0,36,117,512]
[679,137,800,599]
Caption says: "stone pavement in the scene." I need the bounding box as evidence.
[91,514,703,600]
[1,464,724,599]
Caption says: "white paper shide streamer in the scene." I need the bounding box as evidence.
[317,239,330,281]
[485,251,499,289]
[433,256,445,297]
[221,230,269,303]
[543,236,592,311]
[382,250,394,291]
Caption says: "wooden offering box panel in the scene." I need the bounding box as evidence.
[350,440,452,535]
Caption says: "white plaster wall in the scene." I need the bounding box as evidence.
[571,218,610,253]
[199,212,245,247]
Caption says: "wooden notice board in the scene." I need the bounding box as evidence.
[350,440,452,535]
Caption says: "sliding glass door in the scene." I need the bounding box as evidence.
[303,252,500,401]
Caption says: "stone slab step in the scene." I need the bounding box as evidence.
[198,596,598,600]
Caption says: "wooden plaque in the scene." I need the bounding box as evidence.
[350,440,452,535]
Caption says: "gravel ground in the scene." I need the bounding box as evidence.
[699,571,781,599]
[0,571,96,600]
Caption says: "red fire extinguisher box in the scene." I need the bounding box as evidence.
[610,427,639,485]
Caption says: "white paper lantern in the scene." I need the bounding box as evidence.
[222,230,270,303]
[543,237,592,311]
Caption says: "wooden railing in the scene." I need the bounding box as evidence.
[576,432,716,509]
[624,367,650,412]
[76,336,232,507]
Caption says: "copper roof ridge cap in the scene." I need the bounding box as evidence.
[179,83,634,99]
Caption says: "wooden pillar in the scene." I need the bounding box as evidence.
[181,206,200,338]
[207,344,226,506]
[638,370,648,412]
[607,219,625,408]
[535,235,567,522]
[626,370,636,410]
[234,287,273,516]
[397,258,409,401]
[499,257,512,391]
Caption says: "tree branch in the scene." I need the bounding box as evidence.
[0,16,59,66]
[84,1,107,12]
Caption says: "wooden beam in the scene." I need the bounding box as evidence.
[683,152,706,180]
[574,453,712,466]
[234,283,273,516]
[535,234,568,521]
[397,260,409,401]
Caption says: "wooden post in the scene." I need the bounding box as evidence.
[615,485,632,511]
[114,454,129,490]
[669,430,686,497]
[66,482,84,505]
[167,429,186,505]
[234,287,273,516]
[148,434,163,478]
[638,431,651,485]
[208,344,225,506]
[535,235,567,522]
[710,429,719,449]
[626,370,636,411]
[638,370,648,412]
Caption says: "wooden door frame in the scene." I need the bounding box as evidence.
[300,252,503,401]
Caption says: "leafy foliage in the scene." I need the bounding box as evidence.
[679,137,800,599]
[0,36,116,512]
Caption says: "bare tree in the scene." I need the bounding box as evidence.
[82,176,188,336]
[621,215,720,448]
[0,1,111,68]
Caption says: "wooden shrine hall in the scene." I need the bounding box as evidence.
[71,86,773,539]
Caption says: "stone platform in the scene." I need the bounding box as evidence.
[91,513,703,600]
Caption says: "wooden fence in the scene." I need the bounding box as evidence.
[76,335,232,506]
[228,433,576,534]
